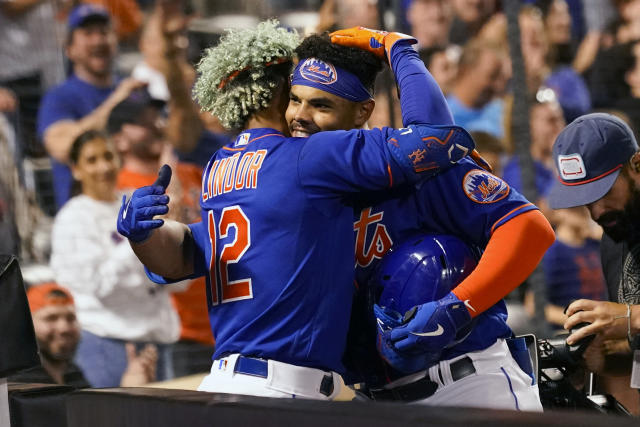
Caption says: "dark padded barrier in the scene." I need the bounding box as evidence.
[8,382,75,427]
[67,388,639,427]
[0,255,39,377]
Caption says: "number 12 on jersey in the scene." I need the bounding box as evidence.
[207,205,253,305]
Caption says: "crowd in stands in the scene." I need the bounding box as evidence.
[1,0,639,410]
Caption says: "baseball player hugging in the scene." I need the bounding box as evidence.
[287,30,555,409]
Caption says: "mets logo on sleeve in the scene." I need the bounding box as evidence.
[300,58,337,85]
[463,169,510,203]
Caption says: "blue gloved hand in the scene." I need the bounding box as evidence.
[389,292,473,354]
[117,164,172,243]
[374,304,436,374]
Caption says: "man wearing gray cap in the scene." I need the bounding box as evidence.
[548,113,640,355]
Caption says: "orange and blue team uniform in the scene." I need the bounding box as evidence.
[344,156,539,385]
[147,123,475,374]
[144,37,479,375]
[275,43,548,387]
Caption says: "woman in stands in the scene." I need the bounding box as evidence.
[49,129,179,387]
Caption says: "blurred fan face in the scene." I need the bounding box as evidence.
[428,51,458,94]
[286,85,366,137]
[530,102,565,160]
[452,0,495,24]
[554,206,591,230]
[33,305,80,362]
[67,21,117,79]
[470,49,504,107]
[545,0,572,45]
[519,10,548,73]
[72,136,119,201]
[337,0,379,29]
[408,0,452,48]
[118,107,167,161]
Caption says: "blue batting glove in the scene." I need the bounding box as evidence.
[374,303,403,332]
[374,304,436,374]
[117,164,172,243]
[389,292,472,354]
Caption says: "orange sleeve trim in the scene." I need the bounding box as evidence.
[249,133,285,144]
[222,133,285,151]
[387,164,394,188]
[452,209,555,317]
[489,203,535,235]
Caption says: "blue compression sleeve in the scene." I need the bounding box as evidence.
[388,43,454,126]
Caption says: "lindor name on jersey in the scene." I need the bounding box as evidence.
[202,149,267,200]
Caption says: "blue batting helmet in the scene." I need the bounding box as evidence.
[371,233,481,316]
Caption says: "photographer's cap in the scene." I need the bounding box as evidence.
[548,113,638,209]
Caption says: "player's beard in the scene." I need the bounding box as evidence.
[597,181,640,243]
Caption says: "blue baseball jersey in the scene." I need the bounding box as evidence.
[543,239,607,308]
[185,127,430,374]
[38,75,118,209]
[343,157,538,386]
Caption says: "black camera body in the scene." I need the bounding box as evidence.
[536,323,630,415]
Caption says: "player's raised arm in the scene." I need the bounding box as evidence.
[300,123,474,206]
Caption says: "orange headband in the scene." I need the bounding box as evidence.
[27,283,74,313]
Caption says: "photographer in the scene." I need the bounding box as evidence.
[548,113,640,380]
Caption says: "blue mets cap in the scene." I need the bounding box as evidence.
[68,4,110,32]
[548,113,639,209]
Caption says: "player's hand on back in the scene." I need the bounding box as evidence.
[376,292,472,373]
[374,304,439,373]
[390,292,472,352]
[329,26,416,64]
[117,164,172,243]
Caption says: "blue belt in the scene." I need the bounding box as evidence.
[233,356,335,396]
[234,356,269,377]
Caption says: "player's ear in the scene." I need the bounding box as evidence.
[354,99,375,127]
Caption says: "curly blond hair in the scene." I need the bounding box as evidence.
[193,20,299,130]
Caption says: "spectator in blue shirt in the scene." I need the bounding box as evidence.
[37,4,143,210]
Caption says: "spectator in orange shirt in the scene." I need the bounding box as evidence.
[108,89,214,376]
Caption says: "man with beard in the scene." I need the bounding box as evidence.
[552,114,640,353]
[9,283,156,387]
[9,283,89,386]
[37,4,144,210]
[287,32,553,409]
